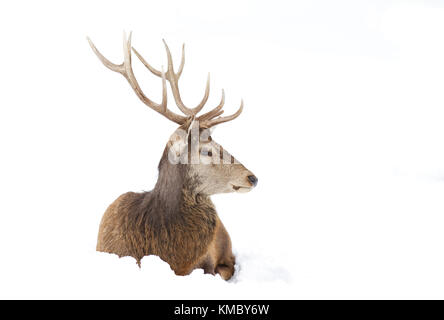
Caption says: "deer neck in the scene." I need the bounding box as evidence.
[152,152,215,217]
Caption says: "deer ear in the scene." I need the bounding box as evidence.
[208,126,216,136]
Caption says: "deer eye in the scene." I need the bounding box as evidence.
[201,149,213,157]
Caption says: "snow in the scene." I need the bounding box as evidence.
[1,0,444,299]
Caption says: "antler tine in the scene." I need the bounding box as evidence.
[160,66,168,112]
[87,32,186,125]
[131,46,162,77]
[176,44,185,78]
[197,89,225,121]
[87,37,125,75]
[201,99,244,128]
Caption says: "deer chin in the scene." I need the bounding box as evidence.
[232,184,253,193]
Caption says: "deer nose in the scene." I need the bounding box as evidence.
[247,175,258,187]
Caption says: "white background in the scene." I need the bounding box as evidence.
[1,0,444,299]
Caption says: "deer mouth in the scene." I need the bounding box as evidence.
[232,185,252,193]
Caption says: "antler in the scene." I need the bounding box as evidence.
[87,32,186,124]
[88,32,243,128]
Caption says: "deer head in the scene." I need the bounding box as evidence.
[87,33,257,195]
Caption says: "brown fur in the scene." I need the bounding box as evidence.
[97,144,236,279]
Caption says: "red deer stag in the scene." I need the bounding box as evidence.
[87,33,257,280]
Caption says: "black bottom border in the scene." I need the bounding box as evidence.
[1,300,442,318]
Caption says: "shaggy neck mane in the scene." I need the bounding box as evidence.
[152,148,187,214]
[120,147,217,267]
